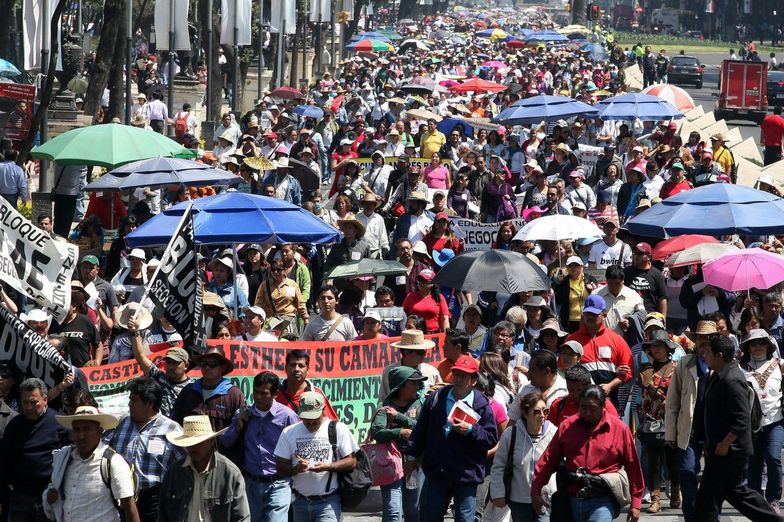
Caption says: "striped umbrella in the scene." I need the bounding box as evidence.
[346,39,394,52]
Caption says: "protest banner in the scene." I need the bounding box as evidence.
[352,156,452,175]
[86,334,444,441]
[449,217,526,251]
[576,144,604,180]
[0,197,78,322]
[0,305,72,388]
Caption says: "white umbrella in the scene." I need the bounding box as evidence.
[514,215,604,242]
[665,242,740,268]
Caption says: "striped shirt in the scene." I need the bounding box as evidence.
[110,413,186,490]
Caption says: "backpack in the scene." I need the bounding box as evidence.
[748,384,763,434]
[326,420,373,509]
[174,111,189,138]
[100,446,137,517]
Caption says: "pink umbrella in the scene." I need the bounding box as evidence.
[439,79,459,88]
[702,248,784,292]
[481,60,507,68]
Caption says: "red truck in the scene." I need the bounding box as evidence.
[715,60,768,124]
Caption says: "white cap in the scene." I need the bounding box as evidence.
[128,248,146,260]
[566,255,584,266]
[22,308,50,323]
[242,305,267,320]
[362,310,382,322]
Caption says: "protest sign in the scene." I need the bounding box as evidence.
[576,144,604,180]
[0,82,36,147]
[449,217,526,251]
[86,335,444,441]
[0,197,78,322]
[0,305,71,388]
[352,157,452,175]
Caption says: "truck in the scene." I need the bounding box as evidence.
[651,8,681,34]
[715,60,768,124]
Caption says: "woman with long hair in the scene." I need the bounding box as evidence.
[447,171,473,218]
[422,213,463,257]
[480,352,516,410]
[492,222,516,250]
[402,269,450,333]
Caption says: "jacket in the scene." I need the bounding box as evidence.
[678,272,736,331]
[158,453,250,522]
[703,360,753,456]
[171,378,247,432]
[406,385,498,485]
[554,272,598,326]
[665,353,700,450]
[566,323,633,387]
[489,420,557,503]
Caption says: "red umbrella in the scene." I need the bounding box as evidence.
[652,234,719,261]
[449,78,508,94]
[268,86,304,100]
[506,39,527,48]
[474,20,487,29]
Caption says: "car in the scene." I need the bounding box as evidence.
[767,70,784,107]
[668,55,703,88]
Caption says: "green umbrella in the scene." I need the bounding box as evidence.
[326,259,408,279]
[31,122,190,168]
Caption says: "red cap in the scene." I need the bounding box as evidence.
[452,354,480,374]
[435,211,450,222]
[418,268,436,281]
[701,151,713,159]
[634,242,652,255]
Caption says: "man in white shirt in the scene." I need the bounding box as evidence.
[236,305,279,342]
[355,193,389,259]
[300,285,358,341]
[275,392,358,521]
[508,350,568,421]
[588,219,632,271]
[592,264,645,336]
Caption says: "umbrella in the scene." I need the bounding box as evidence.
[494,95,598,125]
[287,157,320,193]
[449,78,507,94]
[514,215,604,242]
[506,39,527,48]
[398,39,429,54]
[476,28,508,40]
[293,105,324,119]
[84,157,242,191]
[665,243,740,268]
[651,234,719,261]
[326,259,408,279]
[67,75,89,94]
[433,249,550,293]
[30,123,189,168]
[526,31,569,42]
[437,118,474,138]
[346,39,395,52]
[399,76,447,94]
[597,93,683,121]
[406,108,443,122]
[640,84,696,112]
[625,184,784,237]
[350,32,392,43]
[557,24,592,36]
[268,86,304,100]
[581,42,608,62]
[480,60,507,69]
[0,58,20,78]
[126,192,342,247]
[430,29,451,39]
[703,248,784,292]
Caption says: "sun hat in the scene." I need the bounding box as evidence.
[412,240,431,258]
[337,217,366,239]
[165,415,228,447]
[560,340,584,357]
[163,347,190,364]
[583,294,606,314]
[387,366,427,397]
[56,406,118,430]
[21,309,50,324]
[117,302,153,331]
[203,291,226,309]
[523,295,548,308]
[195,345,234,374]
[685,320,719,340]
[741,329,774,349]
[539,318,568,339]
[275,157,292,169]
[391,329,435,351]
[452,354,480,374]
[433,248,455,267]
[210,256,234,272]
[298,392,326,419]
[642,329,680,353]
[128,248,146,261]
[242,305,267,321]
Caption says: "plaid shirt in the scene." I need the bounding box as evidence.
[110,413,186,490]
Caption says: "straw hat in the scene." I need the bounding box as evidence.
[337,217,366,239]
[685,320,718,340]
[195,345,234,374]
[117,302,153,331]
[56,406,118,430]
[391,329,435,351]
[203,291,225,309]
[165,415,228,447]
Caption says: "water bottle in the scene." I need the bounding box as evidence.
[405,472,418,490]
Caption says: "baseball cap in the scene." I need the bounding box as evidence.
[242,305,267,321]
[583,294,606,315]
[572,201,587,211]
[418,269,436,281]
[81,255,99,266]
[566,256,584,266]
[164,348,190,364]
[634,242,652,255]
[560,340,584,357]
[452,354,479,374]
[602,218,620,229]
[22,309,50,323]
[435,211,450,222]
[298,391,325,419]
[632,145,644,153]
[128,248,146,260]
[362,310,382,322]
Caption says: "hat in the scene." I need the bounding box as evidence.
[210,256,233,272]
[668,122,677,130]
[386,129,400,137]
[387,366,427,397]
[299,148,315,157]
[434,211,450,222]
[555,119,568,128]
[398,154,410,162]
[522,206,544,221]
[407,191,429,203]
[275,157,292,169]
[741,329,774,349]
[603,144,616,153]
[463,303,482,316]
[560,340,584,357]
[602,218,620,229]
[758,175,776,187]
[540,318,568,339]
[433,248,455,267]
[523,295,548,308]
[340,138,354,147]
[117,302,153,331]
[634,242,652,255]
[164,347,190,364]
[203,291,226,309]
[298,391,326,419]
[709,133,727,142]
[391,329,436,351]
[572,201,587,211]
[555,143,571,154]
[360,192,379,206]
[670,162,685,171]
[452,354,480,374]
[245,243,262,253]
[636,199,652,210]
[569,168,585,178]
[686,320,719,340]
[632,145,644,153]
[644,313,666,331]
[132,113,148,126]
[242,305,267,321]
[412,240,431,258]
[417,269,436,282]
[165,415,228,447]
[137,93,147,100]
[642,329,680,353]
[128,248,146,261]
[337,218,366,239]
[56,406,118,430]
[362,310,382,323]
[70,279,89,300]
[196,345,234,374]
[22,309,50,324]
[583,294,606,314]
[566,255,584,266]
[81,254,99,266]
[701,151,714,160]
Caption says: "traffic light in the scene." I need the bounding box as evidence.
[588,3,600,20]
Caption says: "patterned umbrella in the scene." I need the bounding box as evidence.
[476,28,508,40]
[641,84,696,112]
[346,39,395,52]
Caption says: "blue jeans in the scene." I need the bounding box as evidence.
[679,440,703,522]
[246,478,291,522]
[292,492,340,522]
[569,495,616,522]
[748,419,784,503]
[381,476,421,522]
[419,478,477,522]
[509,501,549,522]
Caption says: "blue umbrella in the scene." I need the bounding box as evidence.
[293,105,324,119]
[0,58,21,78]
[494,95,598,125]
[526,31,569,42]
[597,93,683,121]
[350,32,393,43]
[127,192,342,246]
[580,42,608,62]
[625,184,784,237]
[84,157,241,191]
[437,118,474,138]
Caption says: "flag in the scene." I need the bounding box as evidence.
[0,197,78,323]
[22,0,63,71]
[220,0,252,46]
[0,304,72,388]
[154,0,191,51]
[271,0,297,35]
[310,0,331,22]
[330,93,345,114]
[143,203,207,352]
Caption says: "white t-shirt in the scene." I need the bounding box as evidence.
[589,239,632,270]
[274,420,359,496]
[234,330,279,342]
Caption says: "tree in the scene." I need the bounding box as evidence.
[83,0,125,121]
[572,0,587,25]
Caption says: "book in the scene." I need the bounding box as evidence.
[448,401,480,425]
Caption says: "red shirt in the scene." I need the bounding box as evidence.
[85,193,128,229]
[275,380,338,420]
[547,395,619,426]
[532,410,645,510]
[761,114,784,147]
[328,150,358,197]
[659,179,692,199]
[402,291,450,333]
[566,324,633,386]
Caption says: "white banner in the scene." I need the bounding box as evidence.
[448,217,526,252]
[271,0,297,35]
[220,0,252,46]
[0,199,78,323]
[576,144,604,180]
[310,0,331,22]
[23,0,62,71]
[154,0,191,51]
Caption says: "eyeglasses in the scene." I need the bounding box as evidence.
[201,360,223,369]
[271,268,284,273]
[530,408,549,416]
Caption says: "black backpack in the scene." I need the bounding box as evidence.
[326,420,372,509]
[749,384,763,434]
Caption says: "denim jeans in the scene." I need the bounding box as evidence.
[381,476,422,522]
[246,478,291,522]
[679,440,703,522]
[419,478,477,522]
[292,491,340,522]
[569,495,616,522]
[509,501,549,522]
[748,419,784,503]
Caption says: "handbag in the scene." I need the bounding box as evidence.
[502,425,517,502]
[362,408,404,487]
[637,414,666,446]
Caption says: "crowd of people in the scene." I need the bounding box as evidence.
[3,6,784,522]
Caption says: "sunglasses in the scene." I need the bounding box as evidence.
[530,408,549,416]
[201,360,223,369]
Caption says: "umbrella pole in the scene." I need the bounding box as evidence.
[232,243,240,319]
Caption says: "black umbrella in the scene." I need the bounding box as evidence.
[433,250,550,293]
[288,157,320,193]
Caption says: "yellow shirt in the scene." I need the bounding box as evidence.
[421,130,446,159]
[712,145,733,175]
[569,276,586,322]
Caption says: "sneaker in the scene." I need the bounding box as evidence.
[642,492,651,504]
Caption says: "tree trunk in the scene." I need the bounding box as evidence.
[84,0,123,120]
[198,0,222,123]
[107,0,127,121]
[572,0,588,26]
[0,0,12,60]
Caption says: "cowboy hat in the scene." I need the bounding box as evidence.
[117,302,153,331]
[195,345,234,374]
[391,329,435,351]
[337,217,366,239]
[165,415,228,447]
[56,406,118,430]
[406,191,429,203]
[202,291,226,309]
[685,320,719,340]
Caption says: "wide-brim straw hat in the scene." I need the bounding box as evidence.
[337,217,366,239]
[117,302,153,331]
[56,406,118,430]
[391,329,435,351]
[165,414,228,447]
[685,320,718,340]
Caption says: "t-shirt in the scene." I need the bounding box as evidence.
[300,315,358,341]
[624,265,667,314]
[402,292,450,333]
[50,314,99,367]
[588,239,632,270]
[274,420,359,496]
[148,364,193,418]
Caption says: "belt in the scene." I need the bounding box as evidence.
[294,490,339,501]
[243,472,282,483]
